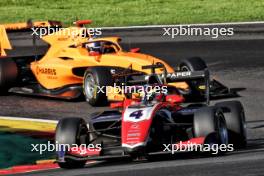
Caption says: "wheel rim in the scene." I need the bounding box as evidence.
[241,110,247,140]
[77,123,89,145]
[218,115,228,145]
[180,65,190,71]
[84,73,96,100]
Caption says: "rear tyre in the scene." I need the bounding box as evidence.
[146,112,172,161]
[0,59,18,94]
[179,57,208,100]
[194,107,228,155]
[215,101,247,148]
[55,118,89,169]
[179,57,207,71]
[83,67,113,106]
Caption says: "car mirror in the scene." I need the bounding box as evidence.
[89,51,100,56]
[130,48,140,53]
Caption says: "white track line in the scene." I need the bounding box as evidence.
[101,21,264,30]
[0,116,58,123]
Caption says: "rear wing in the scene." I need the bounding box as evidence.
[0,20,62,57]
[142,64,210,105]
[3,20,62,32]
[165,70,209,82]
[165,70,210,105]
[0,25,12,56]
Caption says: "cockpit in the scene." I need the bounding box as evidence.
[83,40,121,54]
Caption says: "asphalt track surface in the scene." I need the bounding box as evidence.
[1,36,264,175]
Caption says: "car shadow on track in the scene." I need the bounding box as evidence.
[77,136,264,170]
[79,152,234,170]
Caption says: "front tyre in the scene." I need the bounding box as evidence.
[0,59,18,94]
[215,101,247,148]
[83,67,113,106]
[194,107,228,155]
[55,117,89,169]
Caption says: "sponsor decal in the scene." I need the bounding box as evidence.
[130,123,139,129]
[36,66,57,76]
[167,71,191,79]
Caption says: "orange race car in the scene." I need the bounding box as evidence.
[0,20,231,106]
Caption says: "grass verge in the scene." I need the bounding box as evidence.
[0,0,264,27]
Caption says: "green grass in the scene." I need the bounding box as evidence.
[0,132,54,169]
[0,0,264,27]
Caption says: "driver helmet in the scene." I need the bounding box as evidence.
[87,36,102,53]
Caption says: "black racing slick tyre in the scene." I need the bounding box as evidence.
[83,67,113,106]
[215,101,247,148]
[179,57,207,71]
[179,57,208,100]
[55,118,89,169]
[193,107,229,154]
[0,59,18,94]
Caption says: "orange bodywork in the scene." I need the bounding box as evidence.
[0,25,12,56]
[1,21,189,96]
[3,21,54,31]
[0,21,61,56]
[30,26,189,91]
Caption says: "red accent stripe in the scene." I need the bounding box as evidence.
[0,163,58,175]
[180,137,205,145]
[175,137,205,149]
[75,20,92,27]
[69,147,101,157]
[17,131,55,139]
